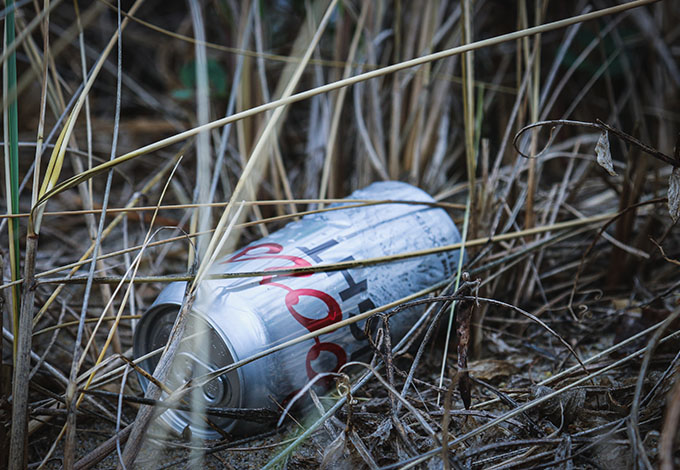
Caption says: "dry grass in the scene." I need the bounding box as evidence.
[1,0,680,468]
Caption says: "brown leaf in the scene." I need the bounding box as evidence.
[596,131,617,176]
[668,167,680,223]
[468,359,520,382]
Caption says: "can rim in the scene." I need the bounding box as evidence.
[133,299,247,438]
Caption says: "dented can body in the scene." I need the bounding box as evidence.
[133,181,463,437]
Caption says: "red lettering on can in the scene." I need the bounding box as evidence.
[223,242,348,383]
[281,286,342,332]
[223,243,312,283]
[305,341,347,383]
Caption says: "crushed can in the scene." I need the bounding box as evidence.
[133,181,464,437]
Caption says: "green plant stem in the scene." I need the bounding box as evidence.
[4,2,26,468]
[3,0,20,357]
[437,195,471,405]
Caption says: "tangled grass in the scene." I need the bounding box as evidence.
[1,0,679,468]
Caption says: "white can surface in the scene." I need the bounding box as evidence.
[134,181,463,437]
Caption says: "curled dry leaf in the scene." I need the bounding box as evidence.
[368,418,393,445]
[321,431,347,469]
[596,130,617,176]
[668,167,680,223]
[531,384,586,425]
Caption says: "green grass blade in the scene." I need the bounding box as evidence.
[3,0,21,360]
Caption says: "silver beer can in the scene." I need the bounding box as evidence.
[133,181,463,437]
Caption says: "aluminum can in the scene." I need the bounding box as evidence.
[134,181,463,437]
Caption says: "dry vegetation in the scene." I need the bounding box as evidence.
[1,0,680,468]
